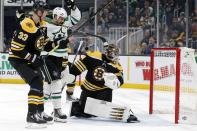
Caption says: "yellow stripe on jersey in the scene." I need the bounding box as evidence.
[82,82,97,91]
[78,60,86,70]
[28,95,44,100]
[75,60,86,72]
[82,79,107,91]
[8,54,21,59]
[86,51,102,60]
[40,20,47,27]
[85,79,107,90]
[74,63,83,72]
[21,18,37,33]
[115,72,123,77]
[109,62,123,71]
[28,101,44,105]
[11,41,25,48]
[11,47,24,51]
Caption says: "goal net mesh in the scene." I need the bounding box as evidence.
[150,47,197,124]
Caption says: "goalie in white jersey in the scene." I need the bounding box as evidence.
[42,1,81,123]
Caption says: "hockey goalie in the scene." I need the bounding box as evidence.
[68,44,139,123]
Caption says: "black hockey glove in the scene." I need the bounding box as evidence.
[29,54,44,68]
[16,9,25,19]
[16,9,25,22]
[54,37,69,49]
[65,0,76,10]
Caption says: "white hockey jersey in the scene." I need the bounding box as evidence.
[42,7,81,57]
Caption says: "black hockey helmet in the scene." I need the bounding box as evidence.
[104,44,119,62]
[33,1,49,12]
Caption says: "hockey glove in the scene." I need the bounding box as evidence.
[65,0,76,10]
[29,54,44,68]
[103,73,120,90]
[66,87,78,101]
[16,9,25,19]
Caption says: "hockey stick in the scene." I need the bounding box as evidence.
[77,31,108,46]
[71,40,84,67]
[72,0,114,33]
[61,40,84,93]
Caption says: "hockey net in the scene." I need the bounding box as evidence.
[149,47,197,124]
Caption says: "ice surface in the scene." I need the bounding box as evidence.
[0,84,196,131]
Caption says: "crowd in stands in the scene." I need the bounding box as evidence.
[2,0,197,55]
[128,0,197,55]
[87,0,196,55]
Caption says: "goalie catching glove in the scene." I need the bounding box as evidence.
[103,72,120,90]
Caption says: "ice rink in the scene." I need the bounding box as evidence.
[0,84,196,131]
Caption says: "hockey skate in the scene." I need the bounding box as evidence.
[52,108,67,123]
[25,112,47,129]
[126,110,140,123]
[70,100,92,118]
[38,112,54,124]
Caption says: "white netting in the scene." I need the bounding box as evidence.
[151,47,197,124]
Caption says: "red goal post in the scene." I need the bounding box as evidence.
[149,47,197,124]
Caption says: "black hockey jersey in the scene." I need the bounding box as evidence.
[9,17,47,60]
[70,51,124,91]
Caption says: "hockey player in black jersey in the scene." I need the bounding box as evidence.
[68,44,139,123]
[8,1,53,128]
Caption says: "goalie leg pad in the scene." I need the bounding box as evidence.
[84,97,139,122]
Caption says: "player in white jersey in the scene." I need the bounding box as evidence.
[41,1,81,123]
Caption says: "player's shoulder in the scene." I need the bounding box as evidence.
[109,62,123,71]
[86,51,102,60]
[20,18,37,33]
[40,20,47,27]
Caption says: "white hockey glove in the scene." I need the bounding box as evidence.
[61,66,76,84]
[103,73,120,90]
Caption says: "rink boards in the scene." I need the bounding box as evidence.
[4,52,196,91]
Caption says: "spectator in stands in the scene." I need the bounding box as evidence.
[141,29,151,45]
[108,12,116,25]
[178,12,186,29]
[165,0,175,28]
[134,7,142,27]
[191,15,197,39]
[141,42,148,55]
[140,0,154,27]
[129,15,138,27]
[145,36,156,55]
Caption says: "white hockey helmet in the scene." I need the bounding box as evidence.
[53,7,67,20]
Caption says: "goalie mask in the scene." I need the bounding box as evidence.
[53,7,67,25]
[104,44,119,62]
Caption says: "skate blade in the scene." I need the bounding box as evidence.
[54,117,67,123]
[127,120,140,123]
[46,120,54,125]
[25,122,47,129]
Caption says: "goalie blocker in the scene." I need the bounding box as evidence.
[69,97,139,123]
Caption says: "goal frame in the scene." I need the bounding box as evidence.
[149,48,181,124]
